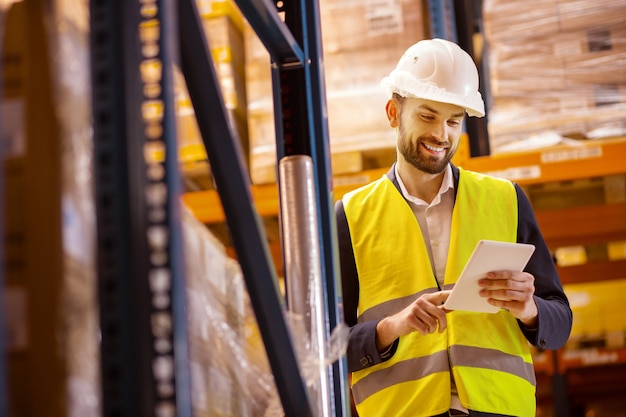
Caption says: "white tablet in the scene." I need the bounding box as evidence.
[443,240,536,313]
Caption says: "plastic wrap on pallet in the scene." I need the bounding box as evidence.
[46,0,101,416]
[182,206,349,417]
[182,207,277,416]
[279,312,349,417]
[483,0,626,153]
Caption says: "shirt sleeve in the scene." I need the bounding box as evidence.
[515,184,573,350]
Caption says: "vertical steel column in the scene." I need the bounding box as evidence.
[271,0,308,158]
[453,0,490,157]
[427,0,458,41]
[299,1,351,415]
[269,0,350,415]
[90,3,142,414]
[157,1,194,416]
[90,1,192,416]
[551,352,573,416]
[177,0,313,415]
[427,0,491,157]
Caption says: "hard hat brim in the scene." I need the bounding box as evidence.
[381,70,485,118]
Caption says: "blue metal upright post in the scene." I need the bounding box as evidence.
[452,0,490,156]
[298,1,351,415]
[427,0,458,41]
[245,0,350,416]
[427,0,491,157]
[159,1,194,416]
[89,1,192,415]
[180,0,349,414]
[252,0,350,414]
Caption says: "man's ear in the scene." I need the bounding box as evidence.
[385,99,399,128]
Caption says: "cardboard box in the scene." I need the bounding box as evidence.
[483,0,560,43]
[2,2,67,416]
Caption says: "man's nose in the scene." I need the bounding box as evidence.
[428,122,447,141]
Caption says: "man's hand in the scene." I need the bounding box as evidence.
[479,270,538,328]
[375,291,451,351]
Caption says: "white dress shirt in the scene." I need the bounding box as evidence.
[395,163,468,413]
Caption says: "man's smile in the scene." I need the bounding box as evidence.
[422,142,447,154]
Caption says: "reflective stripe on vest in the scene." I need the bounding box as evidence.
[343,168,536,417]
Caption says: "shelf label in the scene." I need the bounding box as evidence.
[485,165,542,181]
[562,348,620,366]
[541,146,603,164]
[365,0,403,35]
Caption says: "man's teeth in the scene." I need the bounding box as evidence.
[424,143,444,152]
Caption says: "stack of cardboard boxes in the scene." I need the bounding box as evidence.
[483,0,626,152]
[174,0,249,190]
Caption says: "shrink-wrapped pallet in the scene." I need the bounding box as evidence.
[483,0,626,152]
[183,206,350,417]
[182,209,280,416]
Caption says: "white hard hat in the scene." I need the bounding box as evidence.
[380,38,485,117]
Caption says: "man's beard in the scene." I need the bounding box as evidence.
[397,124,455,175]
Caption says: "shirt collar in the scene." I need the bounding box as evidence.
[395,163,454,206]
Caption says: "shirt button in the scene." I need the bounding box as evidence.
[360,355,373,366]
[539,338,546,347]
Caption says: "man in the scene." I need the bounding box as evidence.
[335,39,572,417]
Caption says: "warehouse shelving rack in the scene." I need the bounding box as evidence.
[86,0,484,415]
[89,0,351,415]
[85,0,626,414]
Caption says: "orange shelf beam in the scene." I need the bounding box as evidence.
[557,259,626,285]
[535,202,626,248]
[181,168,388,224]
[460,137,626,185]
[183,138,626,224]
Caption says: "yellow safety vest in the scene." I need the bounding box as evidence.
[343,168,536,417]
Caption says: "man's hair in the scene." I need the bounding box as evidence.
[392,92,405,103]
